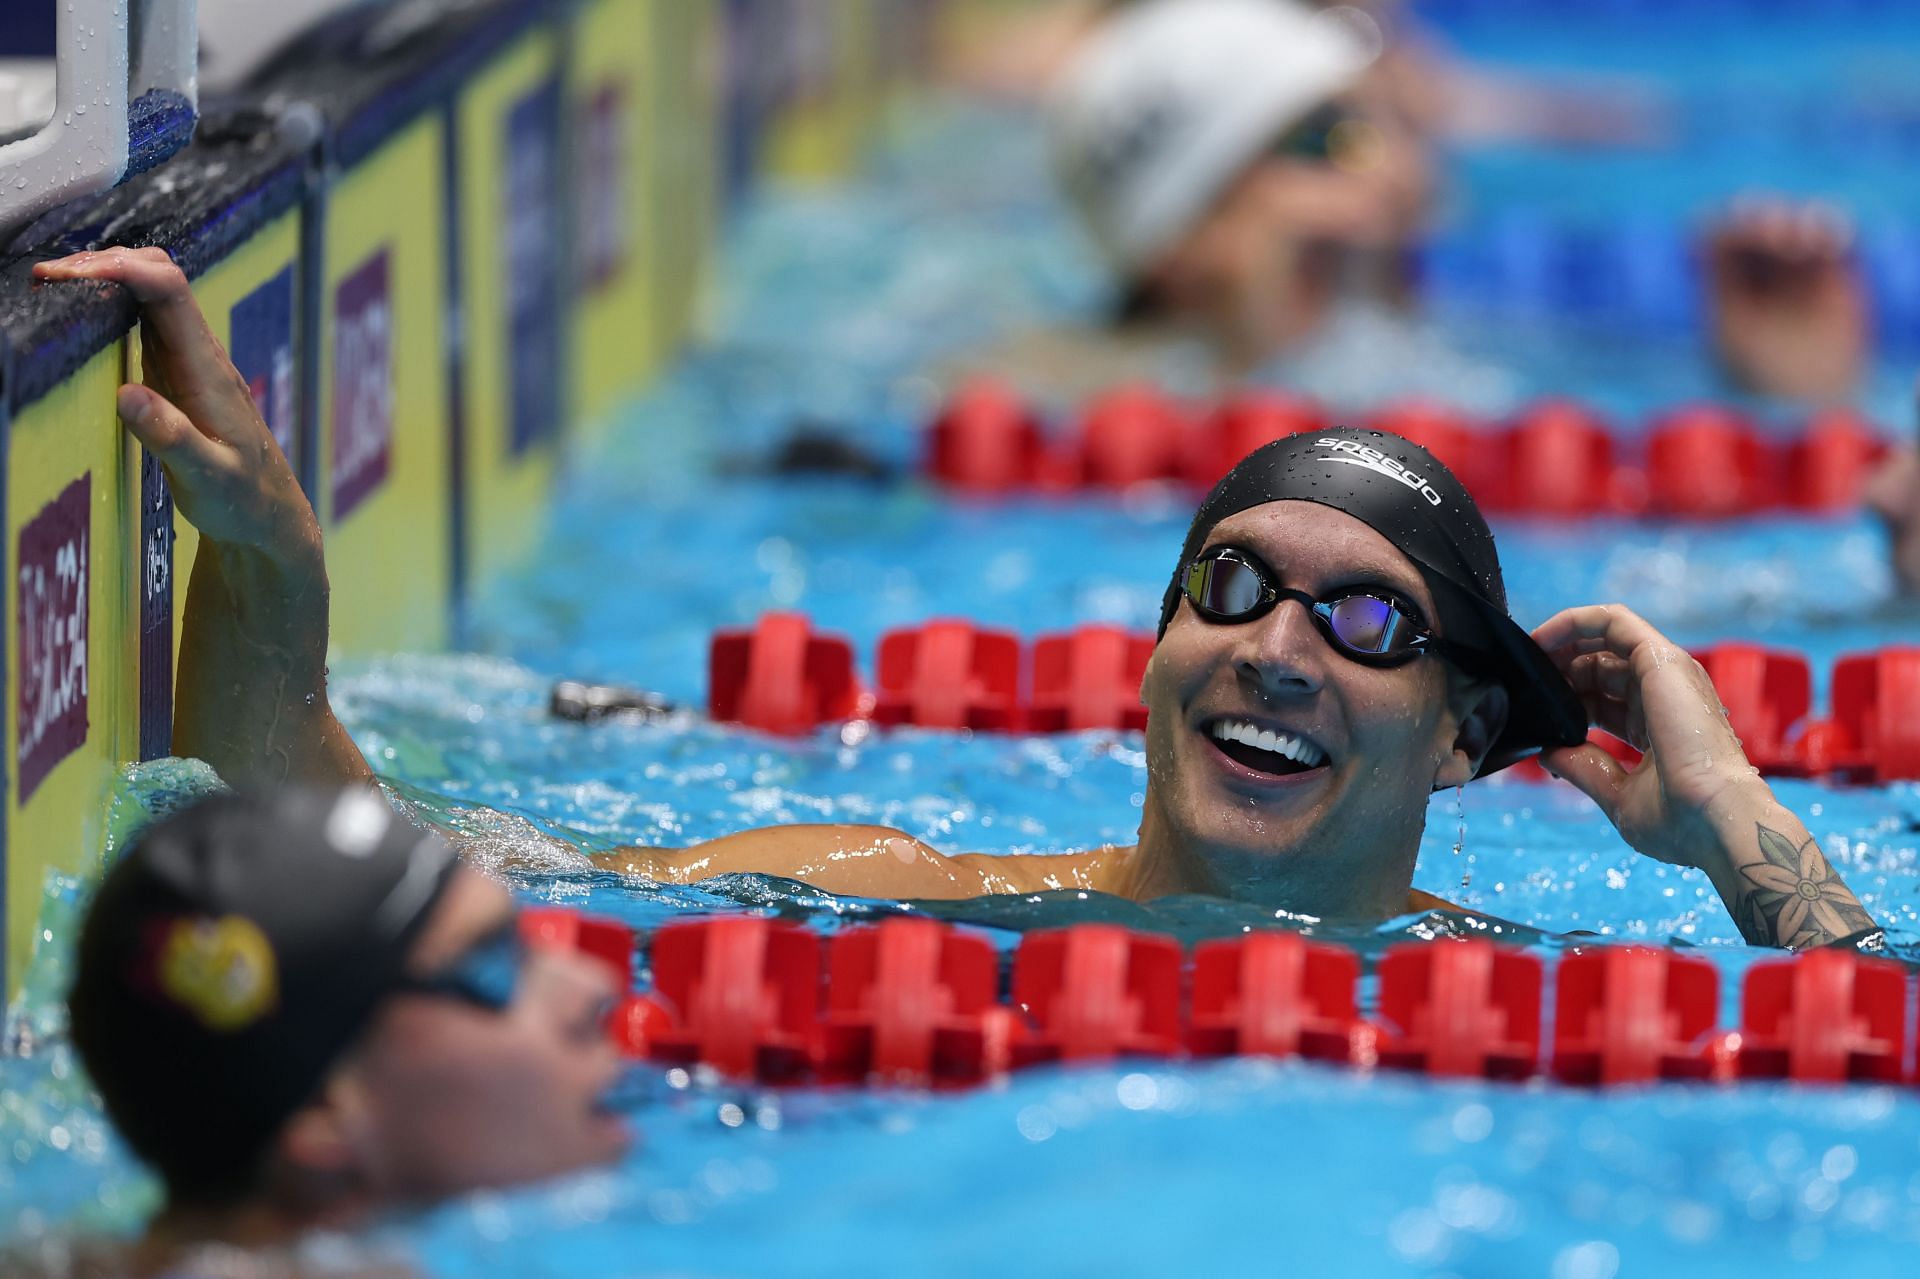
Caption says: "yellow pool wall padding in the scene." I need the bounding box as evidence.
[318,115,455,655]
[457,30,564,590]
[570,0,663,441]
[6,348,141,990]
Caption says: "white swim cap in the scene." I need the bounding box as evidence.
[1046,0,1378,275]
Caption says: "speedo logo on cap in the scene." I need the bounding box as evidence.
[1315,438,1444,507]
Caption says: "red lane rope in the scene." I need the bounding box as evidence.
[923,379,1892,520]
[523,912,1910,1091]
[705,613,1920,785]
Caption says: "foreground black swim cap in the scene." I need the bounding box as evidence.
[69,788,459,1201]
[1157,426,1587,775]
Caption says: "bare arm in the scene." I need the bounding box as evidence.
[1534,603,1878,949]
[34,248,373,789]
[613,824,1109,899]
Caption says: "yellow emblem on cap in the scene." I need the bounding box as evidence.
[157,915,280,1031]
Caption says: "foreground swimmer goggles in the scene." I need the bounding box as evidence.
[396,918,526,1012]
[1182,545,1463,667]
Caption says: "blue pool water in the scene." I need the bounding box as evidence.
[13,22,1920,1276]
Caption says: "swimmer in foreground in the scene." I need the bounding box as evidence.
[33,247,1880,949]
[44,788,627,1277]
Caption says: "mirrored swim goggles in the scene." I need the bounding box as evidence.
[1180,544,1469,668]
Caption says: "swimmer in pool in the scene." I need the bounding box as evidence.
[47,788,627,1276]
[964,0,1871,411]
[32,247,1880,950]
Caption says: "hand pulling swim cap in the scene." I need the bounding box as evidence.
[1159,426,1589,776]
[69,787,460,1199]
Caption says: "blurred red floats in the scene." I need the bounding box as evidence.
[534,915,1912,1091]
[1187,392,1325,489]
[1644,404,1777,517]
[1501,400,1622,516]
[926,378,1050,493]
[1073,383,1190,489]
[920,385,1893,519]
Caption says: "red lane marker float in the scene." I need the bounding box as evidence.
[519,908,670,1057]
[922,384,1894,520]
[1187,932,1363,1063]
[926,378,1050,493]
[1073,383,1190,489]
[612,917,1914,1092]
[1551,946,1731,1086]
[1645,404,1777,518]
[1785,409,1888,512]
[1026,625,1152,733]
[1187,392,1325,490]
[645,917,822,1082]
[817,919,1020,1087]
[1693,645,1812,776]
[1738,950,1908,1085]
[1375,939,1542,1080]
[709,612,866,736]
[1501,400,1622,517]
[1012,925,1183,1064]
[699,614,1920,784]
[1817,647,1920,783]
[873,620,1024,731]
[520,907,635,988]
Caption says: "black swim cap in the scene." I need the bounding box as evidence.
[68,788,459,1201]
[1157,426,1587,775]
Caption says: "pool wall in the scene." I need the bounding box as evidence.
[0,0,926,998]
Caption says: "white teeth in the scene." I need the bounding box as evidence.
[1207,718,1326,767]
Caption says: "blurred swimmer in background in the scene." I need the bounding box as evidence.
[956,0,1872,415]
[33,246,1881,954]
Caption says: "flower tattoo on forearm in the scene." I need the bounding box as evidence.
[1736,824,1876,949]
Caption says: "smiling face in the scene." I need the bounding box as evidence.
[311,869,631,1200]
[1138,501,1496,914]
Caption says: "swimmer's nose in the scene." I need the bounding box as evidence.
[1234,598,1326,700]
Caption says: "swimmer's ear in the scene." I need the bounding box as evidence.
[1435,681,1508,788]
[278,1086,363,1179]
